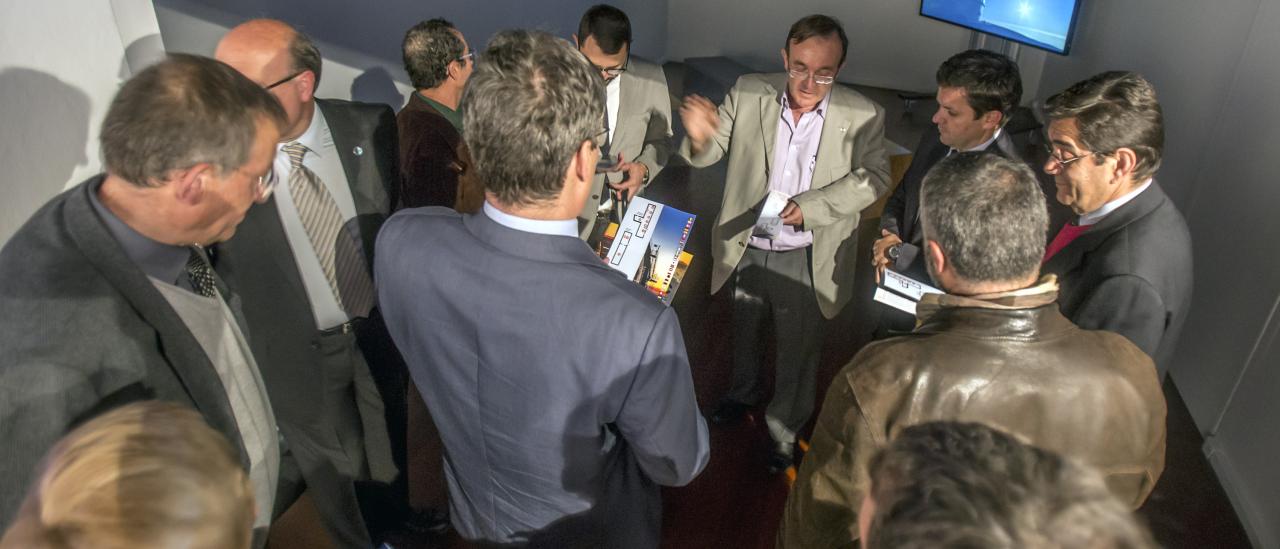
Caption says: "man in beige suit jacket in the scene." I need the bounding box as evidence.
[679,14,889,473]
[575,4,674,239]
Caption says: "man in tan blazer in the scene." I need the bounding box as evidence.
[574,4,674,239]
[679,14,889,473]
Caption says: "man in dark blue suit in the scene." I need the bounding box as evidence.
[376,30,709,548]
[873,49,1033,332]
[1040,72,1192,378]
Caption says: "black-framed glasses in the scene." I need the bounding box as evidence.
[264,71,305,90]
[787,67,835,85]
[1043,143,1109,169]
[581,50,629,79]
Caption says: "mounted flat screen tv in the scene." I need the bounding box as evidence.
[920,0,1082,55]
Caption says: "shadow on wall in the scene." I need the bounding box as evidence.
[0,68,92,244]
[352,67,405,109]
[120,33,167,79]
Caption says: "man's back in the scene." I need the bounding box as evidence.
[375,206,708,546]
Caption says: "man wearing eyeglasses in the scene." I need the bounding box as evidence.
[213,19,404,547]
[678,14,890,474]
[0,55,287,541]
[573,4,674,240]
[1040,72,1192,378]
[397,18,476,211]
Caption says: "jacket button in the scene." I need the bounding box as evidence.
[592,195,600,200]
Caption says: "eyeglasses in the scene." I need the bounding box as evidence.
[264,71,305,90]
[581,50,629,79]
[1043,143,1109,169]
[592,127,610,148]
[787,67,835,85]
[254,166,279,199]
[457,51,475,64]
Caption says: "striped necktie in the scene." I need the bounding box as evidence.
[282,142,375,318]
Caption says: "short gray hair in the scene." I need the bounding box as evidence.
[99,54,286,187]
[462,29,604,206]
[866,421,1157,549]
[403,18,463,90]
[919,153,1047,284]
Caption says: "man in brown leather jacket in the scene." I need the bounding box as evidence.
[778,153,1166,549]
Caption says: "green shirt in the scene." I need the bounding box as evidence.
[415,92,462,133]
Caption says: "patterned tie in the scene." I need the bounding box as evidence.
[282,142,376,318]
[186,247,218,298]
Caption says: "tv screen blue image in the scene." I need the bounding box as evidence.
[921,0,1082,54]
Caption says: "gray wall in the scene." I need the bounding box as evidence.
[1035,0,1278,546]
[0,0,164,245]
[666,0,1048,100]
[154,0,669,108]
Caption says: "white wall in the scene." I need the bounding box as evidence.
[0,0,164,245]
[1032,0,1278,546]
[666,0,1047,100]
[154,0,669,108]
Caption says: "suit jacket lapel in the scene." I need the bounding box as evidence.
[813,89,852,187]
[63,181,244,452]
[1043,181,1168,275]
[316,99,364,207]
[759,78,783,175]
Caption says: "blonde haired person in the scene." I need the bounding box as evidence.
[0,401,254,549]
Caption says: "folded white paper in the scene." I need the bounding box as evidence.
[873,287,919,315]
[882,269,942,301]
[753,190,791,239]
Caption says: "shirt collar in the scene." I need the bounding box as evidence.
[88,178,190,284]
[964,127,1002,153]
[780,89,831,120]
[1078,178,1153,226]
[280,104,332,157]
[482,201,579,238]
[415,92,464,133]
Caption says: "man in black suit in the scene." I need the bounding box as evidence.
[872,49,1031,332]
[213,19,406,545]
[1040,72,1192,378]
[0,55,285,537]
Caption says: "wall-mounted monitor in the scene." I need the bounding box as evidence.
[920,0,1083,55]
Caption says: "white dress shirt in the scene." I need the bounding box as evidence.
[271,107,360,329]
[1079,178,1154,226]
[483,201,580,238]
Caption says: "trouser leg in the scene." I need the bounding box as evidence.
[762,248,826,445]
[726,247,771,405]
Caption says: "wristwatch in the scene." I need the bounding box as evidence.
[886,243,902,261]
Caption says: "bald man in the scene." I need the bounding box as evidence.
[212,19,406,546]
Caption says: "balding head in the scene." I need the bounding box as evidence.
[215,19,323,140]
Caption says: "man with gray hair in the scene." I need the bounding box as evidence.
[779,153,1167,548]
[397,18,475,210]
[0,54,285,539]
[859,421,1157,549]
[376,30,709,547]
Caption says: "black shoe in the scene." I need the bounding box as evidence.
[766,440,795,475]
[710,400,751,425]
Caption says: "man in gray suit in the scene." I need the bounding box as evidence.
[213,19,404,546]
[574,3,674,240]
[376,30,709,547]
[0,55,285,536]
[678,14,890,473]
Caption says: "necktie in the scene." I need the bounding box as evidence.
[1043,221,1092,263]
[282,142,375,318]
[186,247,218,298]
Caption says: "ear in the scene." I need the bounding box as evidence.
[780,47,789,67]
[561,139,597,212]
[981,110,1004,131]
[926,239,947,276]
[446,59,461,80]
[573,139,597,185]
[1111,147,1139,180]
[296,70,317,102]
[172,163,212,206]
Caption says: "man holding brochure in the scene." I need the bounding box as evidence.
[376,30,708,547]
[779,153,1166,548]
[677,14,889,474]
